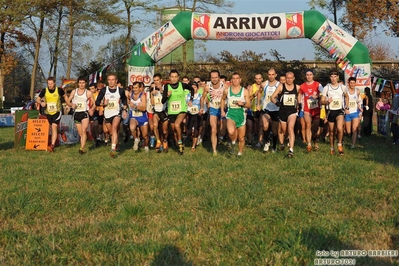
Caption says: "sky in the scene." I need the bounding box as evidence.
[125,0,398,61]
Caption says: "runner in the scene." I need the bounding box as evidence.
[321,70,349,155]
[271,71,300,158]
[151,73,169,152]
[129,81,149,152]
[200,69,226,156]
[186,81,202,151]
[298,69,324,152]
[162,69,194,155]
[248,73,263,147]
[65,76,95,154]
[221,72,251,156]
[36,77,68,152]
[344,77,363,149]
[257,68,280,153]
[95,73,128,157]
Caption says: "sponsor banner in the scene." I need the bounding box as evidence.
[311,20,357,60]
[26,118,49,151]
[192,13,211,39]
[285,12,304,38]
[128,65,154,87]
[343,63,372,94]
[193,13,304,41]
[140,22,187,62]
[0,114,14,127]
[14,110,39,149]
[58,115,79,145]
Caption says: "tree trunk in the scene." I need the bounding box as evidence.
[66,5,74,80]
[53,7,63,80]
[30,15,45,99]
[0,32,5,110]
[125,4,131,84]
[182,42,187,75]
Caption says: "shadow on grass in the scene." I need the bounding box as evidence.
[151,245,193,266]
[358,133,399,168]
[300,227,396,266]
[0,141,15,150]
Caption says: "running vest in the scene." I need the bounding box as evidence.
[227,86,245,115]
[279,83,298,111]
[251,83,262,111]
[208,82,224,109]
[130,92,146,118]
[153,88,165,112]
[104,86,121,118]
[300,81,321,112]
[187,92,202,115]
[262,80,280,111]
[347,88,361,114]
[167,82,187,115]
[44,87,61,115]
[323,84,347,111]
[72,89,89,112]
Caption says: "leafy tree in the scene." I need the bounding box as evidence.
[0,0,32,109]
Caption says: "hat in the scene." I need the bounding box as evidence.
[191,81,198,87]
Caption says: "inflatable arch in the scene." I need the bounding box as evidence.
[127,10,372,92]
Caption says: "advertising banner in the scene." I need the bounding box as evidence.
[0,114,14,127]
[14,110,39,149]
[26,118,50,151]
[192,12,304,41]
[128,65,154,87]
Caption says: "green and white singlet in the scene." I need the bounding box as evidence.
[226,86,246,128]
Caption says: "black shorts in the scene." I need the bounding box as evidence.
[246,114,254,122]
[254,110,261,119]
[168,112,186,124]
[279,110,297,122]
[262,110,280,122]
[154,111,168,122]
[74,111,89,123]
[201,112,209,123]
[327,109,344,123]
[104,115,121,124]
[46,112,62,125]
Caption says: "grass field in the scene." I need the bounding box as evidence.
[0,126,398,265]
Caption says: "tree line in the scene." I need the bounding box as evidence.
[0,0,397,108]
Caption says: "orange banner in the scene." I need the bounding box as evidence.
[25,119,50,151]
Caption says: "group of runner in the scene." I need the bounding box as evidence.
[36,68,366,158]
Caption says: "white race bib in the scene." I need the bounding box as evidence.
[283,94,295,106]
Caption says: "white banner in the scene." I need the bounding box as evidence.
[192,12,305,41]
[128,65,154,87]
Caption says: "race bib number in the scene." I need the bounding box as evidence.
[331,99,342,109]
[170,101,181,112]
[348,101,357,109]
[189,106,199,114]
[229,98,240,109]
[307,98,319,109]
[132,110,143,117]
[47,102,57,112]
[283,94,295,106]
[154,95,163,110]
[210,100,221,109]
[75,100,86,112]
[106,100,119,110]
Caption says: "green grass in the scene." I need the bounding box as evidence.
[0,126,398,265]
